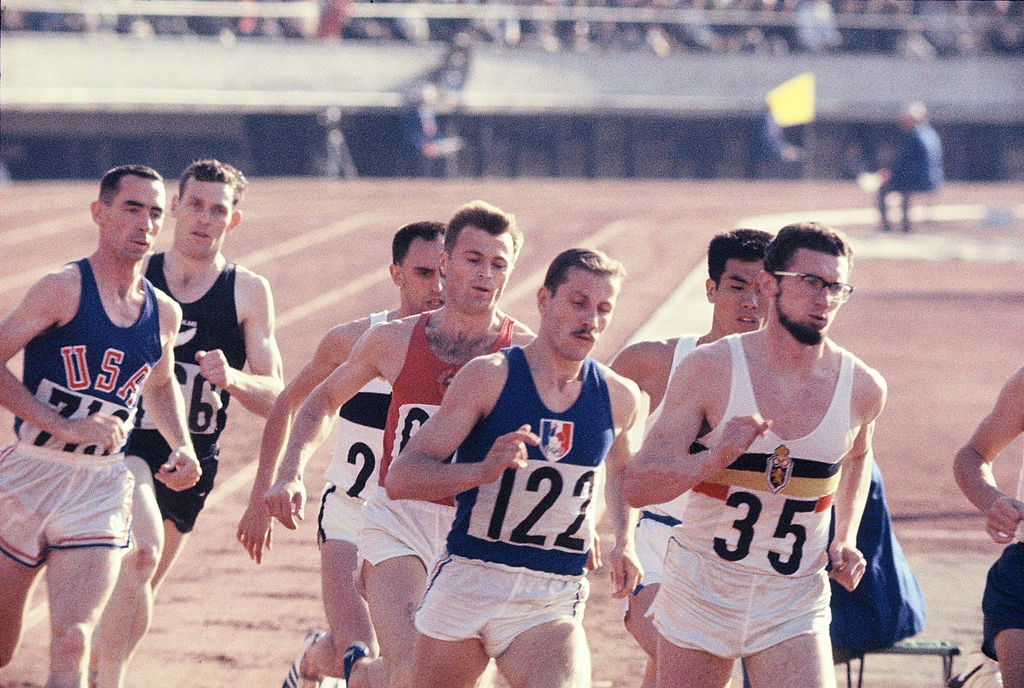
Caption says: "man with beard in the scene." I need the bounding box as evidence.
[624,222,886,688]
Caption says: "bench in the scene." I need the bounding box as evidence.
[836,639,961,688]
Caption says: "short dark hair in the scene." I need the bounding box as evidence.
[707,228,773,285]
[543,248,626,295]
[178,159,249,207]
[763,222,853,274]
[392,221,445,265]
[98,164,163,204]
[444,200,522,258]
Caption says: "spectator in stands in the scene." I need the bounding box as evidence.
[877,102,943,233]
[399,83,462,177]
[795,0,842,52]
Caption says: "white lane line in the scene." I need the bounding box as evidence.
[0,211,89,246]
[0,212,385,295]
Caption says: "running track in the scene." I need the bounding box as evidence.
[1,178,1023,687]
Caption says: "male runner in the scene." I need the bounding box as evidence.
[625,222,885,688]
[235,221,444,686]
[264,200,533,688]
[386,248,646,688]
[91,159,284,688]
[954,366,1024,688]
[0,165,200,688]
[611,229,771,688]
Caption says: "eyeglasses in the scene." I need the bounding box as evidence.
[772,271,854,303]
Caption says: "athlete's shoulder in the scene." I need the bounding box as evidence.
[610,337,677,379]
[231,263,274,308]
[21,263,83,326]
[448,351,510,398]
[151,285,183,329]
[832,342,887,421]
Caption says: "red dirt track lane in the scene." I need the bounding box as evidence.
[1,178,1022,687]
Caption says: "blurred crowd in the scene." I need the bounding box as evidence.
[3,0,1023,57]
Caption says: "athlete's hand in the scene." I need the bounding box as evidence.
[57,413,127,454]
[828,541,866,592]
[983,495,1024,544]
[480,425,538,483]
[607,543,643,599]
[156,446,202,491]
[711,415,771,468]
[237,499,274,564]
[586,533,602,571]
[195,349,235,390]
[265,477,306,529]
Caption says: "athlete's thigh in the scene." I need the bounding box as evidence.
[45,546,122,627]
[497,618,589,688]
[361,554,427,658]
[656,636,733,688]
[744,631,835,688]
[321,539,373,640]
[626,583,661,658]
[996,629,1024,688]
[411,632,489,688]
[124,455,165,555]
[0,556,41,660]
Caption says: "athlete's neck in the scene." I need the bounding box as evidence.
[162,250,226,300]
[424,306,506,366]
[521,341,585,412]
[87,251,145,301]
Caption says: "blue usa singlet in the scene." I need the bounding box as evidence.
[16,258,162,455]
[447,346,615,576]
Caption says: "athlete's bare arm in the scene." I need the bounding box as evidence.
[609,338,677,411]
[955,365,1024,544]
[140,290,201,491]
[624,341,771,507]
[264,318,411,528]
[0,267,128,452]
[385,354,525,502]
[238,317,371,562]
[829,358,887,591]
[600,366,648,598]
[194,268,283,418]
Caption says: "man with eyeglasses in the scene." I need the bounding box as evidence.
[623,222,886,688]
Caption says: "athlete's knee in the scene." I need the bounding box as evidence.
[126,542,161,583]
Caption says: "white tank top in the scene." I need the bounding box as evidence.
[644,334,699,523]
[676,333,857,577]
[323,310,391,501]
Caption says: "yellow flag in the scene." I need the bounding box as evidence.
[766,72,815,128]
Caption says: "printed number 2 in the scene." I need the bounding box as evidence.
[345,442,376,498]
[713,491,816,575]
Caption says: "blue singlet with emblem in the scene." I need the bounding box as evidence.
[447,346,615,576]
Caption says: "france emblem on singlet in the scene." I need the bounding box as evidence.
[539,419,573,461]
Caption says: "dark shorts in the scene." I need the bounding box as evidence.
[982,542,1024,660]
[140,448,219,534]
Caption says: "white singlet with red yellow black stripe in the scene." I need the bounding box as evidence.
[676,333,856,577]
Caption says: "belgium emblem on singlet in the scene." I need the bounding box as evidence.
[766,444,793,493]
[539,419,574,461]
